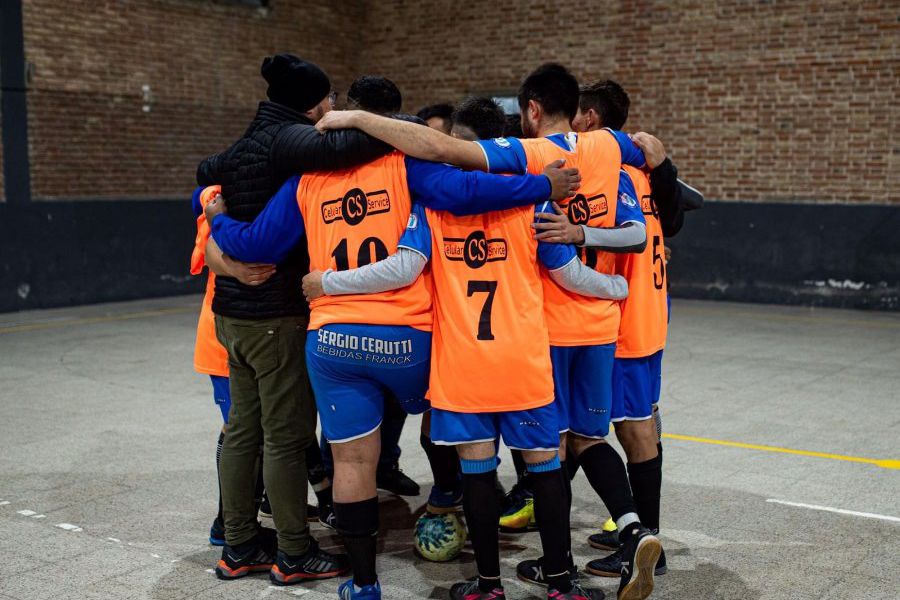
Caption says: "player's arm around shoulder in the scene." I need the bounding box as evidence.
[302,204,432,301]
[534,204,628,300]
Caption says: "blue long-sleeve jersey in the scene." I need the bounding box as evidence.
[210,157,553,265]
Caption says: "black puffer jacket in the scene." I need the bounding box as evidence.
[197,102,391,319]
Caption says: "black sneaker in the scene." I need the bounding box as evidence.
[587,546,667,579]
[449,580,506,599]
[616,527,661,600]
[209,517,225,546]
[587,529,619,551]
[517,557,579,587]
[269,542,350,585]
[376,465,420,497]
[215,530,277,580]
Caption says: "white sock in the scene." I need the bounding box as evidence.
[616,512,640,532]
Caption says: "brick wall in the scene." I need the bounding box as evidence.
[14,0,900,203]
[21,0,363,199]
[359,0,900,204]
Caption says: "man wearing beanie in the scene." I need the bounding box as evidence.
[197,54,392,586]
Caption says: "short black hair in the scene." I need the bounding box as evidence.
[347,75,402,115]
[579,79,630,130]
[452,96,508,140]
[517,63,580,121]
[416,103,454,123]
[504,113,524,138]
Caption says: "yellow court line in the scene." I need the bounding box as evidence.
[662,433,900,470]
[0,306,196,334]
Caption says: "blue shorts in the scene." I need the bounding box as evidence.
[611,350,663,421]
[431,403,559,451]
[306,324,431,444]
[550,343,615,439]
[210,375,231,423]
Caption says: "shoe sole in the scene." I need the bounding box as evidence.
[426,503,463,515]
[269,565,349,585]
[617,536,661,600]
[215,560,274,580]
[585,564,620,578]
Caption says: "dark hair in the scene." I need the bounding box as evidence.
[416,103,454,123]
[504,113,524,138]
[578,79,630,130]
[451,97,508,140]
[517,63,579,121]
[346,75,402,115]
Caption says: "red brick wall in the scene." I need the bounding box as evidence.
[16,0,899,203]
[22,0,363,199]
[359,0,900,203]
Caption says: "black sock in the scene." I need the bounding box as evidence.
[334,497,379,587]
[305,442,332,507]
[420,433,460,491]
[628,453,662,533]
[511,450,528,481]
[565,452,581,480]
[559,460,573,568]
[578,443,639,536]
[528,461,572,593]
[462,468,501,591]
[215,430,225,523]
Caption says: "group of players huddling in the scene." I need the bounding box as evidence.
[190,53,699,600]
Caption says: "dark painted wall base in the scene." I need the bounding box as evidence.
[0,200,204,313]
[667,201,899,310]
[1,199,898,313]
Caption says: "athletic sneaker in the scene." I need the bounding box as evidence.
[215,529,278,580]
[516,557,579,586]
[449,580,506,599]
[376,465,420,497]
[426,484,463,514]
[338,579,382,599]
[269,543,349,585]
[499,480,537,532]
[586,547,667,578]
[587,519,619,551]
[209,517,225,546]
[616,527,661,600]
[548,582,599,600]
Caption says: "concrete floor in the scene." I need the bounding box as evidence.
[0,296,897,600]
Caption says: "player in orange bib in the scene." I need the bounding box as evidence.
[564,80,695,582]
[206,146,580,600]
[314,63,661,600]
[305,99,628,600]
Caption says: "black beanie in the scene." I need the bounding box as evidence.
[260,54,330,113]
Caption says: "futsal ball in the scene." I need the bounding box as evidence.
[414,512,467,562]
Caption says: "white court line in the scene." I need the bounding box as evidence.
[0,500,10,506]
[56,523,83,532]
[17,510,37,516]
[767,499,900,523]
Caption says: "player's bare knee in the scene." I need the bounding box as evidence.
[522,449,557,465]
[456,441,495,461]
[568,432,604,457]
[617,419,658,462]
